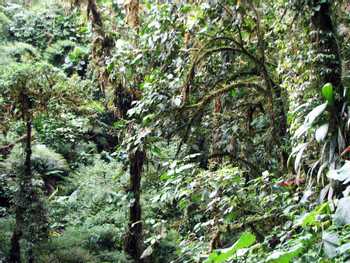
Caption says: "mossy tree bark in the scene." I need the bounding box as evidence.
[125,149,145,262]
[311,0,342,90]
[9,94,32,263]
[122,1,147,261]
[310,0,343,144]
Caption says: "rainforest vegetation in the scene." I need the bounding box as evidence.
[1,0,350,262]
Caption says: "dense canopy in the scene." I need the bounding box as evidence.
[1,0,350,262]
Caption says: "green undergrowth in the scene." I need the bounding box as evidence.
[44,157,131,262]
[2,150,350,262]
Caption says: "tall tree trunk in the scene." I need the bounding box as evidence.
[9,116,32,263]
[249,1,287,149]
[273,83,288,167]
[311,0,343,145]
[311,1,342,91]
[9,221,22,263]
[273,84,287,139]
[87,0,102,27]
[24,118,34,263]
[212,97,222,166]
[310,1,345,196]
[125,149,145,262]
[124,0,140,28]
[85,0,114,106]
[123,1,146,261]
[260,64,288,166]
[9,90,37,263]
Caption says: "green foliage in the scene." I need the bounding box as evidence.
[1,1,350,262]
[6,4,86,49]
[290,81,350,189]
[298,202,330,228]
[44,40,76,66]
[4,145,49,238]
[34,112,95,166]
[2,143,68,177]
[63,45,89,76]
[0,173,13,215]
[0,217,14,257]
[205,232,256,263]
[321,83,334,105]
[0,42,39,65]
[47,158,130,261]
[31,144,69,178]
[0,11,10,42]
[0,61,90,131]
[266,243,305,263]
[38,225,131,263]
[146,229,179,263]
[145,162,294,262]
[39,247,96,263]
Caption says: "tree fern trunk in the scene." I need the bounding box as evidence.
[125,149,145,262]
[9,225,21,263]
[123,1,146,261]
[9,119,32,263]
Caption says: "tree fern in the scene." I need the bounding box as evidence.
[0,42,39,65]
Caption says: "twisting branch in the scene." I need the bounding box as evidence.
[87,0,102,27]
[180,36,271,106]
[181,47,241,104]
[176,81,267,156]
[185,81,267,110]
[201,69,260,98]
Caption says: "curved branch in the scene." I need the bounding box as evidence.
[176,81,266,156]
[185,82,267,110]
[181,41,268,105]
[182,47,242,103]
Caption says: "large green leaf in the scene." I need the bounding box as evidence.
[322,83,334,105]
[204,232,256,263]
[266,244,303,263]
[297,202,330,228]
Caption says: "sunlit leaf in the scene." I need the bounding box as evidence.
[266,244,303,263]
[204,232,256,263]
[322,232,339,258]
[140,245,153,259]
[327,161,350,183]
[315,123,329,142]
[294,143,308,173]
[297,202,330,228]
[337,243,350,255]
[304,102,328,126]
[322,83,334,105]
